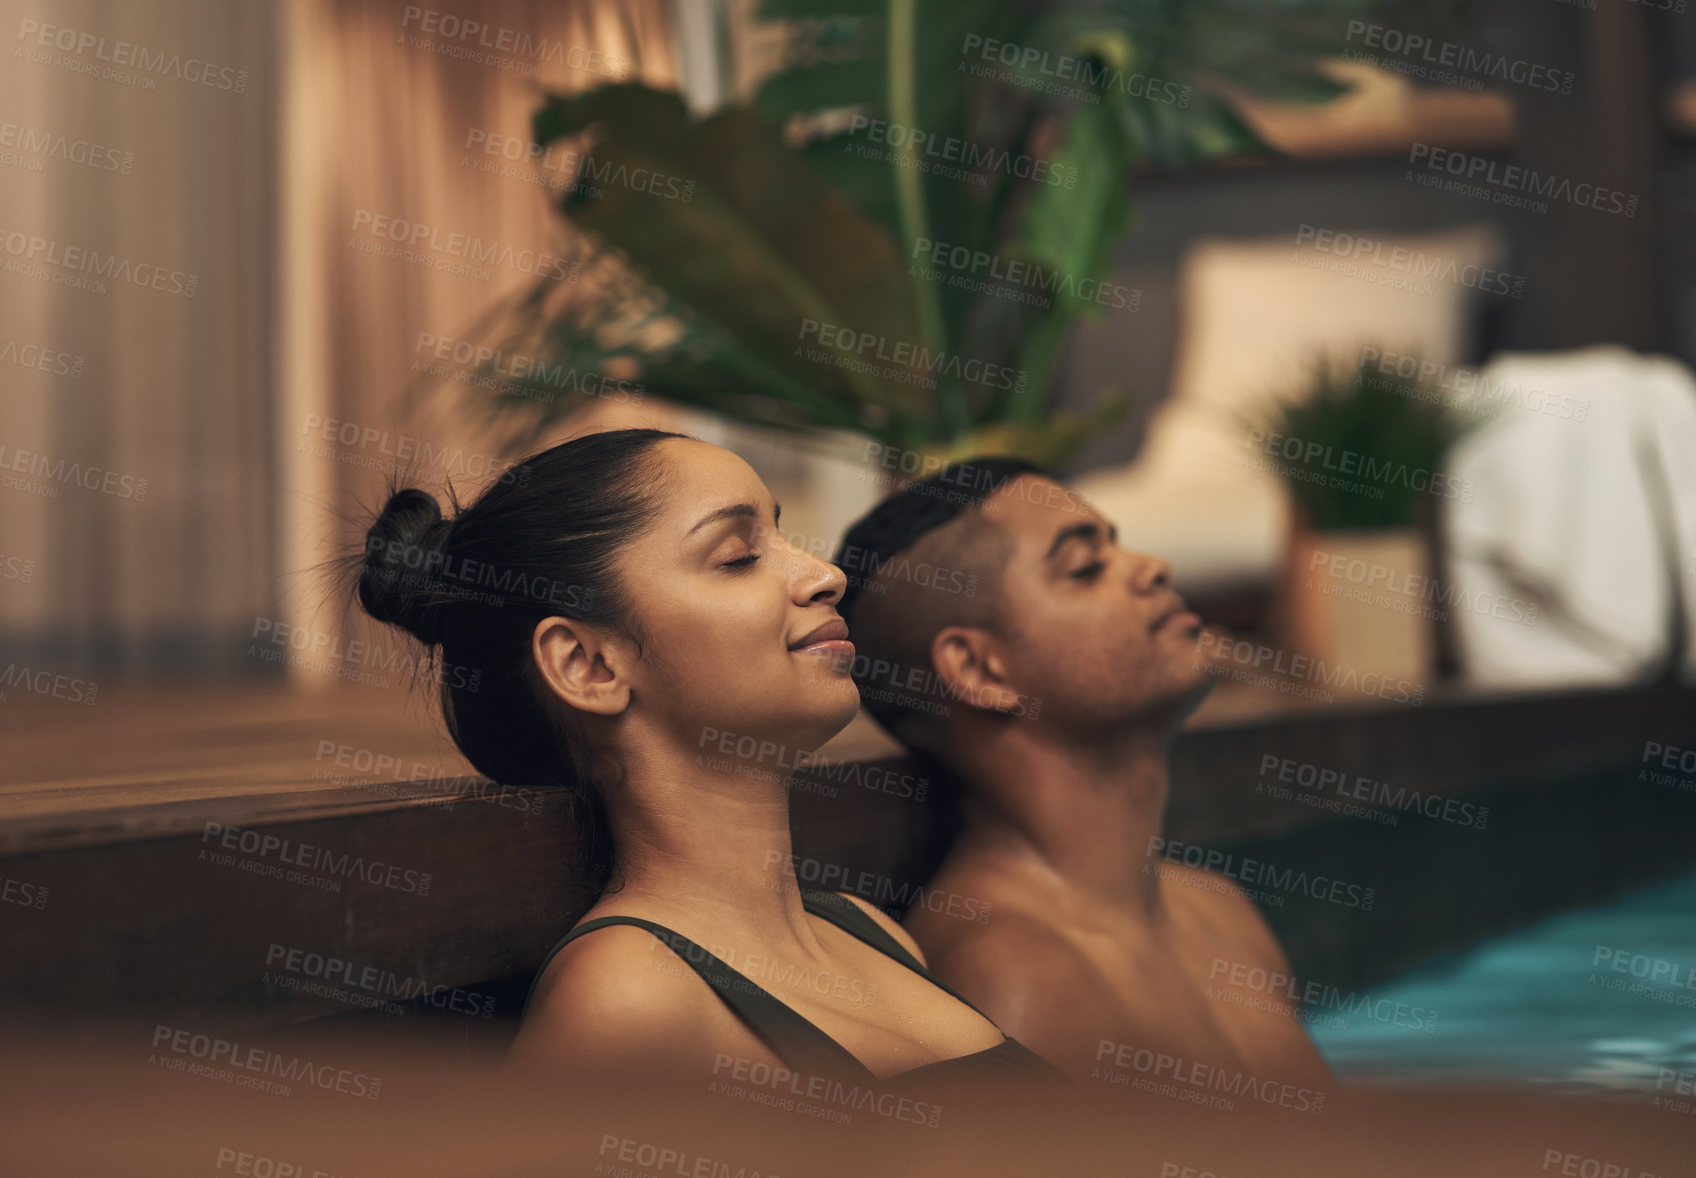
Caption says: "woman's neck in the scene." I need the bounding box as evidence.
[595,732,827,953]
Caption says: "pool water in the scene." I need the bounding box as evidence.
[1309,870,1696,1099]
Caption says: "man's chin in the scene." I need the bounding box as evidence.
[1177,668,1217,715]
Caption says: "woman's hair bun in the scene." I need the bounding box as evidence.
[358,486,454,645]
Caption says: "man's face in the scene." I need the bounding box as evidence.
[978,474,1212,730]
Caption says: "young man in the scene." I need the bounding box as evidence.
[831,458,1332,1088]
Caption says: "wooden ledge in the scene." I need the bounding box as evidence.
[1,680,1693,1025]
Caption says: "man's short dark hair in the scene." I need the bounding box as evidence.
[833,456,1047,742]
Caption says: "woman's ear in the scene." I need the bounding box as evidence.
[930,626,1025,715]
[533,616,632,716]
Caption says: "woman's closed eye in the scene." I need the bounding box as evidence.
[1070,561,1104,580]
[723,552,762,570]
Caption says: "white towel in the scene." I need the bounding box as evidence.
[1444,346,1696,686]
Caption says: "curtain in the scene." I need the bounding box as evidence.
[0,0,679,681]
[280,0,682,687]
[0,0,278,675]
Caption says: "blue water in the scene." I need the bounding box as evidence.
[1309,871,1696,1098]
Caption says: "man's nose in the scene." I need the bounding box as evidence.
[1133,552,1173,593]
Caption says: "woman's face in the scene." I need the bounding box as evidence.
[612,438,860,757]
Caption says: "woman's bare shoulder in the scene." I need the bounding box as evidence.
[507,921,744,1079]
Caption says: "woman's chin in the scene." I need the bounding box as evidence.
[804,683,863,745]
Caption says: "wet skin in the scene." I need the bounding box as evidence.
[508,440,1018,1084]
[891,474,1334,1089]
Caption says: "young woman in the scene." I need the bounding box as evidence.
[352,428,1063,1092]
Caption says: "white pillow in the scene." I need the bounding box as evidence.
[1074,224,1509,589]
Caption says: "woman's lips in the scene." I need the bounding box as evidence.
[793,638,855,658]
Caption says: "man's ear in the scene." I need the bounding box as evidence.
[930,626,1024,716]
[533,616,631,716]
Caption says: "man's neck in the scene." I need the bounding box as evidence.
[943,719,1175,916]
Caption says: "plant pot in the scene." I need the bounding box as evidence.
[1282,524,1433,698]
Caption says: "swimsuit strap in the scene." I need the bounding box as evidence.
[523,903,875,1081]
[798,890,932,973]
[522,889,1006,1079]
[799,891,1005,1027]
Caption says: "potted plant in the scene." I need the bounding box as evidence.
[424,0,1386,547]
[1255,354,1480,691]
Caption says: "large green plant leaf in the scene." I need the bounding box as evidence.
[447,0,1398,466]
[531,84,931,432]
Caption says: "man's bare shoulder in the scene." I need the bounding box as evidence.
[903,882,1107,1021]
[1156,861,1292,966]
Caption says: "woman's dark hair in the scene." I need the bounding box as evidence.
[350,427,688,896]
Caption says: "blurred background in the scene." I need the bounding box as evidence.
[3,0,1696,1123]
[3,0,1695,692]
